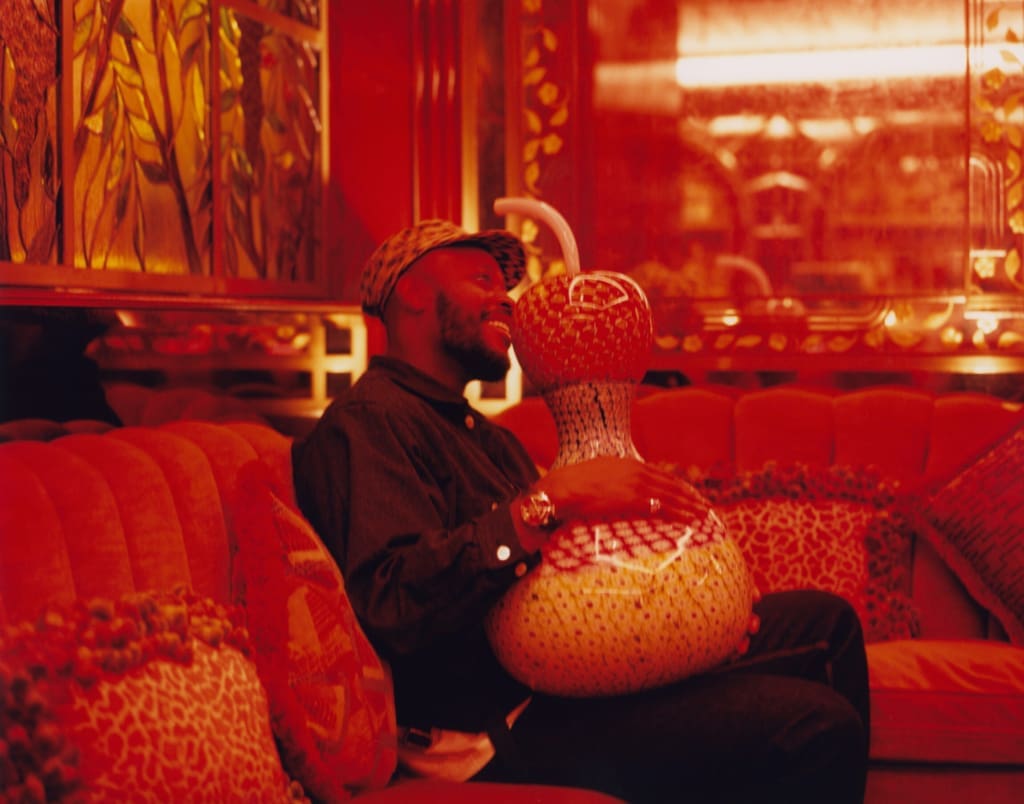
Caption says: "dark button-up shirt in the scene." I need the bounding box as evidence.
[292,356,541,732]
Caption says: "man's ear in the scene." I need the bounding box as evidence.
[389,272,432,314]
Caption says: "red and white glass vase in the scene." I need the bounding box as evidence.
[484,197,757,697]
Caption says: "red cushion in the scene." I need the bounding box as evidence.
[868,639,1024,764]
[733,388,835,471]
[231,460,398,800]
[925,396,1024,481]
[833,388,932,481]
[634,388,736,469]
[913,426,1024,645]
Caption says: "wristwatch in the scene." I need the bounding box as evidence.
[519,489,559,530]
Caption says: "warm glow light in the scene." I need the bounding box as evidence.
[963,356,1010,375]
[674,45,979,87]
[975,314,1000,335]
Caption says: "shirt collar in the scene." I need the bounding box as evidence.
[369,356,472,413]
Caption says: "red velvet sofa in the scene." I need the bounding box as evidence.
[494,384,1024,804]
[3,384,1023,802]
[0,397,617,802]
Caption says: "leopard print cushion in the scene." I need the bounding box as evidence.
[719,499,873,622]
[0,589,305,802]
[69,640,298,801]
[679,461,920,643]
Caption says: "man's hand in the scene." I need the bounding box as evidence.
[512,456,713,551]
[538,455,710,525]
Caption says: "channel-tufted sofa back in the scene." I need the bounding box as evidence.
[0,421,291,627]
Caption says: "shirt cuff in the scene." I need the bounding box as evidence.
[475,504,539,579]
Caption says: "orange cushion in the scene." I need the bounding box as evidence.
[867,639,1024,764]
[231,460,398,800]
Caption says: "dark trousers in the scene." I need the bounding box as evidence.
[474,589,870,803]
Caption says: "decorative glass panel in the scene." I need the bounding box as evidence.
[72,0,213,275]
[218,8,322,281]
[252,0,319,28]
[1,0,324,293]
[0,0,60,264]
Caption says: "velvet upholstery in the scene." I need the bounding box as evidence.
[0,417,618,803]
[494,384,1024,804]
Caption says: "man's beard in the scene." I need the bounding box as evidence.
[437,293,510,382]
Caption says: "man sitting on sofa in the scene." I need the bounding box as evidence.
[292,220,871,803]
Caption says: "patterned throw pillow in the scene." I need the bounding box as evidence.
[231,460,398,802]
[0,588,305,802]
[670,462,919,643]
[912,426,1024,645]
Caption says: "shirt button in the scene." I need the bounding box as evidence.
[514,562,528,578]
[496,544,512,562]
[464,414,475,430]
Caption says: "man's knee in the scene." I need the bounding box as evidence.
[769,691,867,800]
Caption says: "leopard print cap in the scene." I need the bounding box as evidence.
[360,219,527,317]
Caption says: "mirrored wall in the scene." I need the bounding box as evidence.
[469,0,1024,392]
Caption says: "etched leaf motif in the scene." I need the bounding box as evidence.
[181,0,206,26]
[190,65,205,134]
[1008,150,1022,180]
[1006,248,1021,281]
[128,114,158,144]
[112,60,144,88]
[1007,179,1022,210]
[524,66,546,86]
[74,13,95,54]
[106,142,125,191]
[83,111,105,134]
[541,133,562,155]
[138,157,169,184]
[524,160,541,191]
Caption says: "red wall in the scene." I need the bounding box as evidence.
[327,2,417,304]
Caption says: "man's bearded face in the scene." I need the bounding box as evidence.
[436,291,511,382]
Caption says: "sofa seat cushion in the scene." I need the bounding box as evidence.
[353,777,624,802]
[867,639,1024,764]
